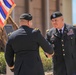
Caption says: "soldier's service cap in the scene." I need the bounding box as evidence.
[20,13,32,21]
[50,11,63,20]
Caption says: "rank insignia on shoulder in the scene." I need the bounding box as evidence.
[34,28,39,30]
[8,32,12,36]
[46,29,49,32]
[33,28,40,33]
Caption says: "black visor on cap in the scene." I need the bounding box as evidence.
[20,13,32,21]
[50,12,62,20]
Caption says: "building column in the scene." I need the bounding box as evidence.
[42,0,50,36]
[60,0,72,24]
[45,0,50,29]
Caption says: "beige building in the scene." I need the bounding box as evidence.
[7,0,72,75]
[11,0,72,36]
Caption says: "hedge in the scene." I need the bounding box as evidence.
[39,47,53,71]
[0,47,53,74]
[0,52,6,74]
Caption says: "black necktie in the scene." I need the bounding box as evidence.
[59,29,62,37]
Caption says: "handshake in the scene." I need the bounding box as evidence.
[44,52,54,58]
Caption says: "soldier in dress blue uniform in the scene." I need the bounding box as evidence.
[46,11,76,75]
[5,13,54,75]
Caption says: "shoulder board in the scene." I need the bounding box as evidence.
[32,28,40,33]
[46,29,50,32]
[8,32,12,36]
[34,28,39,30]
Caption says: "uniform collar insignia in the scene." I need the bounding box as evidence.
[51,35,55,38]
[53,29,60,38]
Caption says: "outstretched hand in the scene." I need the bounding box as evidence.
[45,52,54,58]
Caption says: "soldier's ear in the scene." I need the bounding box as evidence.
[28,21,31,25]
[62,17,64,21]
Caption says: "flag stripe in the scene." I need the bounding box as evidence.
[0,0,10,12]
[3,0,12,8]
[0,0,16,28]
[7,0,14,5]
[0,13,5,24]
[0,2,8,15]
[0,7,6,19]
[0,19,4,26]
[10,0,15,4]
[7,0,12,5]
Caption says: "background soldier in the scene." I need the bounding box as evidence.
[46,11,76,75]
[5,13,54,75]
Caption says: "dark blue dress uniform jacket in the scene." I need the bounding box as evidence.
[5,25,53,75]
[46,24,76,75]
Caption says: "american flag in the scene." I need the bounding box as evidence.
[0,0,16,28]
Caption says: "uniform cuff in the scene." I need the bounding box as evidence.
[9,65,14,69]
